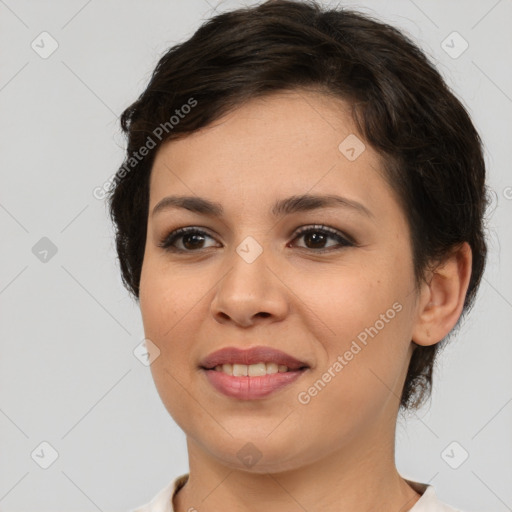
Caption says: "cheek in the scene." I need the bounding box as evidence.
[294,300,412,449]
[288,256,406,338]
[289,259,414,402]
[139,256,202,338]
[140,282,196,428]
[139,258,214,408]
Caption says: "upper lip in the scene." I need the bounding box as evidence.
[200,346,309,371]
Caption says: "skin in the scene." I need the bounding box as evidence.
[139,89,472,512]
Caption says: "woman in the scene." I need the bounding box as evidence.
[107,1,489,511]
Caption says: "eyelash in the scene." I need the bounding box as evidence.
[158,225,355,253]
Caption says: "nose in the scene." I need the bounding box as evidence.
[210,245,289,328]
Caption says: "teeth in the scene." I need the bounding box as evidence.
[233,363,247,377]
[212,362,291,376]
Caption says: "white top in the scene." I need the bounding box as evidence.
[130,474,463,512]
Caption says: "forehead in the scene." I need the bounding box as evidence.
[154,89,356,166]
[149,90,391,218]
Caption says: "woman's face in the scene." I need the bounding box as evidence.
[139,90,422,472]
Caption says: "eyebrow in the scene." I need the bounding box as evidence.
[151,193,373,219]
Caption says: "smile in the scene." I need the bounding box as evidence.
[202,365,308,400]
[213,362,292,376]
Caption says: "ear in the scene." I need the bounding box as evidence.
[412,242,472,346]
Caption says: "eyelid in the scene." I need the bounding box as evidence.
[292,224,356,246]
[158,224,356,252]
[157,226,218,250]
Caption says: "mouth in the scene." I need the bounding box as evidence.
[199,345,310,372]
[200,365,308,400]
[202,362,308,376]
[199,345,310,400]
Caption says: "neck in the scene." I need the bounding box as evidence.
[173,417,421,512]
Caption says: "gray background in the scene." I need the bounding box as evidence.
[0,0,511,510]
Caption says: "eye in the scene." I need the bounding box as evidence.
[158,224,355,253]
[158,227,219,252]
[290,225,354,252]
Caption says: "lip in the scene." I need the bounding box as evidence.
[202,368,307,400]
[199,345,309,371]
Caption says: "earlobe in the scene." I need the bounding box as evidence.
[412,242,472,347]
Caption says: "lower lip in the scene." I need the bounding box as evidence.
[202,368,307,400]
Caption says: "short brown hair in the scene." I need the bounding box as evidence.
[107,0,489,411]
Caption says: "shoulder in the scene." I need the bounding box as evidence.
[406,480,465,512]
[129,474,189,512]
